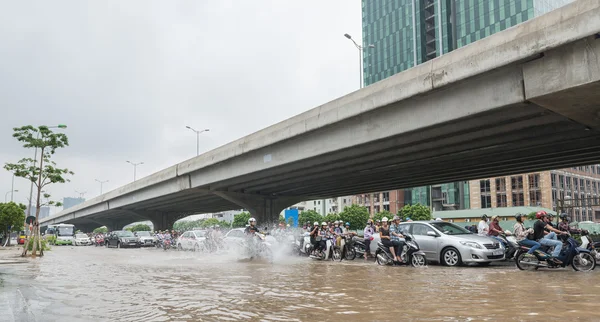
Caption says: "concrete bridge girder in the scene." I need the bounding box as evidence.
[211,191,306,224]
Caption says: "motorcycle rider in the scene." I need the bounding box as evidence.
[363,219,376,260]
[478,215,489,236]
[488,215,507,248]
[389,216,405,261]
[379,217,399,263]
[513,213,540,257]
[309,222,320,252]
[245,218,260,236]
[533,211,568,264]
[318,222,328,252]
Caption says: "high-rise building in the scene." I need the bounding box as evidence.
[26,206,50,219]
[359,0,573,213]
[63,197,85,210]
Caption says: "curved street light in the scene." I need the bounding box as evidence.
[95,179,109,194]
[186,126,210,156]
[126,161,144,181]
[344,33,375,89]
[5,190,18,202]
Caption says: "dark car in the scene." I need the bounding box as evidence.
[105,231,140,248]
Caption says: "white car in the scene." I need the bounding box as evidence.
[73,233,92,246]
[176,230,206,251]
[135,231,156,247]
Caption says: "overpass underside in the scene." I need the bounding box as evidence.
[46,6,600,231]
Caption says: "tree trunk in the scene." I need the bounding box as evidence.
[38,224,43,256]
[31,147,45,258]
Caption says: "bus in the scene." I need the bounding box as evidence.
[53,224,75,245]
[44,224,57,237]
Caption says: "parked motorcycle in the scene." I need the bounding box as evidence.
[310,236,341,261]
[352,237,368,258]
[340,235,356,260]
[515,234,596,271]
[375,234,427,267]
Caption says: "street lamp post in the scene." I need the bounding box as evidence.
[185,126,210,156]
[75,190,87,198]
[126,161,144,181]
[27,124,67,217]
[95,179,109,194]
[5,190,18,202]
[344,33,374,89]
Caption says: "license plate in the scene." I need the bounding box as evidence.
[493,250,503,256]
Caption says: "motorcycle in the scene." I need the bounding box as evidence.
[162,238,171,251]
[497,233,519,260]
[515,234,596,271]
[248,232,273,261]
[95,236,104,247]
[375,234,427,267]
[351,237,369,258]
[340,235,356,260]
[309,236,341,261]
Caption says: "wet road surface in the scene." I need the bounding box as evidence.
[1,246,599,321]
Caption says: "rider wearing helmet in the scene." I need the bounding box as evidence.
[533,211,567,263]
[318,222,328,251]
[379,217,399,262]
[310,221,320,249]
[363,219,376,260]
[478,214,489,237]
[389,215,405,261]
[244,217,260,236]
[513,213,539,257]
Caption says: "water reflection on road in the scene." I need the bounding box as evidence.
[1,246,599,321]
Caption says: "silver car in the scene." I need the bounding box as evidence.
[399,221,504,266]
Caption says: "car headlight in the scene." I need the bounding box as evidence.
[459,241,482,249]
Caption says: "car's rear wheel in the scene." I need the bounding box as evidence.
[441,247,462,266]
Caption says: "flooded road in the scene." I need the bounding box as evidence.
[1,246,599,321]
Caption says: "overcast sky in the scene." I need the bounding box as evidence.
[0,1,362,215]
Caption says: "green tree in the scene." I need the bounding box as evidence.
[278,214,285,223]
[0,202,26,246]
[372,210,393,222]
[125,227,133,232]
[398,204,432,221]
[93,226,108,234]
[232,212,251,228]
[201,218,220,228]
[131,224,151,232]
[298,210,322,227]
[324,213,340,223]
[527,211,537,220]
[4,125,73,257]
[287,217,294,227]
[339,204,370,230]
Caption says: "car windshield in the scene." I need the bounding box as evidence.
[193,231,205,237]
[430,222,472,235]
[136,231,151,236]
[75,234,88,238]
[116,231,135,237]
[57,227,74,236]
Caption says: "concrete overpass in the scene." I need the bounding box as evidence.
[42,0,600,232]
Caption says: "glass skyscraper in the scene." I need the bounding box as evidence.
[362,0,573,86]
[361,0,573,210]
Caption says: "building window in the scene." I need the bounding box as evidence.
[512,192,524,206]
[528,174,540,189]
[496,178,506,192]
[551,174,557,188]
[480,180,491,193]
[511,176,524,190]
[559,175,565,189]
[383,204,390,211]
[496,194,507,207]
[481,195,492,208]
[382,192,390,202]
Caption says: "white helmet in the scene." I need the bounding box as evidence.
[321,222,327,226]
[435,218,442,221]
[313,221,319,226]
[382,217,389,222]
[248,218,256,224]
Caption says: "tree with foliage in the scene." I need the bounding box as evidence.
[339,204,370,230]
[398,204,432,221]
[372,210,393,222]
[298,210,322,227]
[201,218,220,228]
[278,214,285,224]
[0,202,26,246]
[324,213,340,223]
[527,211,537,220]
[232,212,251,228]
[286,216,294,227]
[131,223,152,232]
[4,125,73,257]
[93,226,108,234]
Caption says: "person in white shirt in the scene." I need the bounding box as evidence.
[477,215,489,236]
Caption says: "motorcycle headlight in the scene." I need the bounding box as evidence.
[459,241,482,249]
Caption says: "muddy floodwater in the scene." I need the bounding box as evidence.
[1,246,599,321]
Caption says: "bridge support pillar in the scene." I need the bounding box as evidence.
[212,191,306,225]
[146,213,178,232]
